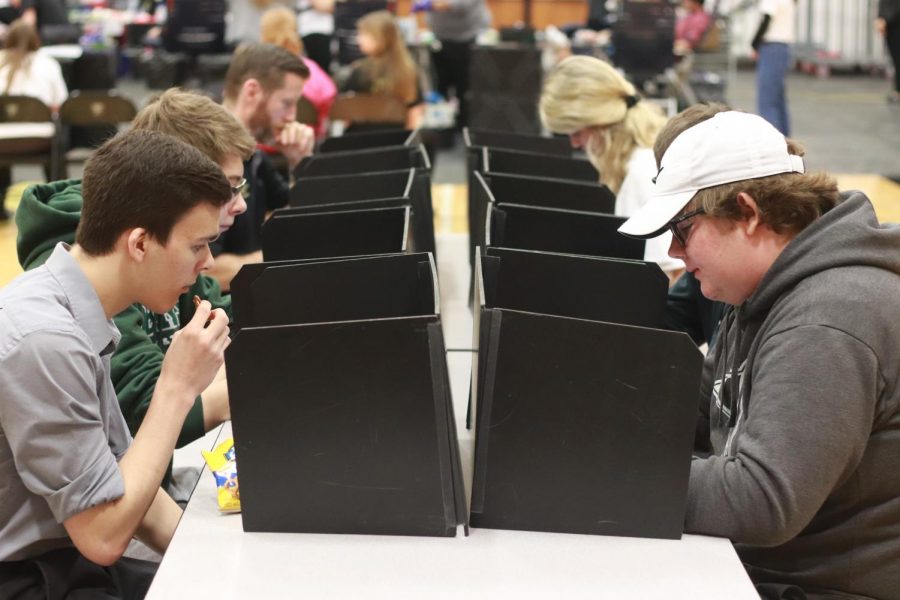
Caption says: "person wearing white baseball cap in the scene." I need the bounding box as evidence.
[623,104,900,598]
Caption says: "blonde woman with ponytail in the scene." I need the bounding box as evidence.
[539,55,681,275]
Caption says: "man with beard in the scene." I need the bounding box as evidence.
[211,42,315,291]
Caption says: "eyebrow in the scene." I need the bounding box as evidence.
[195,233,220,244]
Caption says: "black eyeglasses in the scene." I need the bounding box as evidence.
[230,178,247,198]
[668,208,705,247]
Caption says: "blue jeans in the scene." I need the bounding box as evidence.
[757,42,791,136]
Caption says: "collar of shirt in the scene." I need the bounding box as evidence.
[44,243,120,356]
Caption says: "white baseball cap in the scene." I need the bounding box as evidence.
[618,111,805,238]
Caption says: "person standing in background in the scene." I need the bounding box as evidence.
[751,0,795,135]
[876,0,900,103]
[297,0,335,74]
[415,0,490,129]
[226,0,293,46]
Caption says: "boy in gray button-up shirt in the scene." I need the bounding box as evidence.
[0,130,232,598]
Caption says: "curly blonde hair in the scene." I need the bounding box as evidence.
[539,55,667,193]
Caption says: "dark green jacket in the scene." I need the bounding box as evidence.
[16,179,232,451]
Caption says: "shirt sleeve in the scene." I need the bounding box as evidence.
[684,325,878,545]
[111,303,207,449]
[0,329,125,523]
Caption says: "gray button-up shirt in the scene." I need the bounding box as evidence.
[0,243,132,562]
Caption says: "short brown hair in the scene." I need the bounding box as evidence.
[657,103,841,236]
[132,88,256,164]
[223,42,310,103]
[76,130,231,255]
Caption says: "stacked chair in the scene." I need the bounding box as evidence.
[228,129,465,537]
[463,127,703,540]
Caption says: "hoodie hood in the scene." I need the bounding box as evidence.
[16,179,83,270]
[741,191,900,324]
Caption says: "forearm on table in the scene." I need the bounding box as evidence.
[135,488,184,555]
[64,382,195,565]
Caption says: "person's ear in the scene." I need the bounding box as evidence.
[242,78,262,102]
[736,192,762,236]
[125,227,150,262]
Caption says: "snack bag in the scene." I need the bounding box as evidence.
[201,438,241,513]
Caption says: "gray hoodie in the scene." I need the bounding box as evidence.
[685,192,900,598]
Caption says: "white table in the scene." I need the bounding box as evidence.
[148,234,757,599]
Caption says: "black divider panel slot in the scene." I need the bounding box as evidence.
[293,145,429,179]
[485,172,615,215]
[276,197,411,215]
[231,254,403,328]
[488,203,644,260]
[241,253,436,328]
[483,247,666,328]
[290,169,413,207]
[319,129,419,153]
[262,206,409,261]
[464,127,571,156]
[484,147,598,182]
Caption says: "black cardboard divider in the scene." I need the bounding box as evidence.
[468,247,702,540]
[319,128,420,153]
[482,147,597,182]
[289,168,435,255]
[292,145,430,179]
[228,317,467,537]
[462,127,571,156]
[232,252,436,330]
[487,202,644,260]
[261,205,411,261]
[467,171,618,281]
[289,168,414,207]
[484,171,615,214]
[230,253,405,330]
